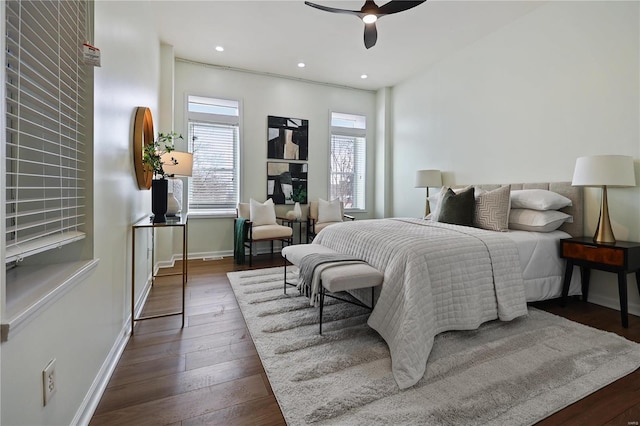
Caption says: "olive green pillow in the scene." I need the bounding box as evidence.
[437,186,475,227]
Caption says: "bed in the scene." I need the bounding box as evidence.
[312,182,583,389]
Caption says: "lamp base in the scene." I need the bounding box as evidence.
[593,185,615,244]
[424,188,431,218]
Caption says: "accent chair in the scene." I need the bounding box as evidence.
[307,199,354,242]
[235,200,293,266]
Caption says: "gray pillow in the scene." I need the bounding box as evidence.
[437,187,475,226]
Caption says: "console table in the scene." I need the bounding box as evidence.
[131,215,188,334]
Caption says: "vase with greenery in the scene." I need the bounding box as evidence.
[142,132,183,222]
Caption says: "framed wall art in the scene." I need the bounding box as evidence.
[267,162,308,205]
[267,115,309,161]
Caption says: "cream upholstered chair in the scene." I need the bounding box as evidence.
[235,200,293,266]
[307,199,354,242]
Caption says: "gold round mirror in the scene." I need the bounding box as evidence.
[133,107,154,190]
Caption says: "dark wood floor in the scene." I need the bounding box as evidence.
[90,255,640,425]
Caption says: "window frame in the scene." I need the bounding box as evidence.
[1,0,97,342]
[329,112,367,212]
[186,95,241,217]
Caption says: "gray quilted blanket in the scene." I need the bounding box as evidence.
[313,218,527,389]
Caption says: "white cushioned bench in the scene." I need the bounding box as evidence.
[282,244,383,334]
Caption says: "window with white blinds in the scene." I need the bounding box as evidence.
[187,96,240,214]
[330,112,366,210]
[5,0,89,263]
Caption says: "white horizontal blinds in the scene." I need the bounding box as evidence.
[5,0,88,263]
[330,113,366,210]
[187,96,240,212]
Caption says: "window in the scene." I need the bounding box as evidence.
[187,96,240,214]
[5,0,89,263]
[329,112,366,210]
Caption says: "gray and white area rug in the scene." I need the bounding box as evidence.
[227,267,640,425]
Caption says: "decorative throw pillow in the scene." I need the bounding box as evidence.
[430,185,473,221]
[428,187,447,220]
[473,185,511,232]
[437,186,475,226]
[318,199,342,223]
[427,190,443,219]
[509,208,572,232]
[249,198,277,226]
[510,189,572,211]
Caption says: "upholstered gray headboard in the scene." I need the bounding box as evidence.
[452,182,583,237]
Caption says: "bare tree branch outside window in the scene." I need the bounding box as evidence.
[330,136,356,208]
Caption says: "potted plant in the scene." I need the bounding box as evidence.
[142,132,183,222]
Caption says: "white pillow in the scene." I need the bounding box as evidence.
[510,189,572,211]
[318,198,342,223]
[249,198,277,226]
[509,208,572,233]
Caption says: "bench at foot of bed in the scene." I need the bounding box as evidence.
[282,244,383,334]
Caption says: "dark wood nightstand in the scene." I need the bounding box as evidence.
[560,237,640,328]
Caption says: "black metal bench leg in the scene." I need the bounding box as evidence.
[319,284,325,335]
[284,256,287,295]
[371,286,375,309]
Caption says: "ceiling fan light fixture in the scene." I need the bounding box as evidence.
[304,0,426,49]
[362,14,377,24]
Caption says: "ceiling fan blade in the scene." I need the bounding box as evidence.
[378,1,426,16]
[304,1,362,17]
[364,22,378,49]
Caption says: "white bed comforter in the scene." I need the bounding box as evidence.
[313,218,528,389]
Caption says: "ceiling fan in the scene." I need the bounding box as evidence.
[304,1,426,49]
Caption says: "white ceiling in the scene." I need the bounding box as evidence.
[151,1,544,91]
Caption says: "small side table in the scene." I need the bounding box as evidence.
[560,237,640,328]
[131,215,188,334]
[278,217,307,244]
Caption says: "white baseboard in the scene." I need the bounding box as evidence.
[72,275,152,425]
[587,294,640,317]
[162,247,285,266]
[72,325,129,425]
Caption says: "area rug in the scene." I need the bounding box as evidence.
[227,266,640,425]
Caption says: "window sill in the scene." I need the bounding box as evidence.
[2,259,100,342]
[186,210,237,219]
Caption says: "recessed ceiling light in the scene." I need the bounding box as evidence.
[298,62,306,68]
[215,46,224,52]
[361,74,368,79]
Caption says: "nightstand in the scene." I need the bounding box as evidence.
[560,237,640,328]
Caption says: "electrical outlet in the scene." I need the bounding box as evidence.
[42,359,56,406]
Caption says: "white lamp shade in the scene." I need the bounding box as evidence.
[414,170,442,188]
[572,155,636,187]
[161,151,193,177]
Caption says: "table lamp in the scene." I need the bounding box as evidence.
[161,151,193,216]
[571,155,636,243]
[414,170,442,217]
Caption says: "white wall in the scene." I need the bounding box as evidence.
[0,1,160,424]
[173,62,377,257]
[390,2,640,312]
